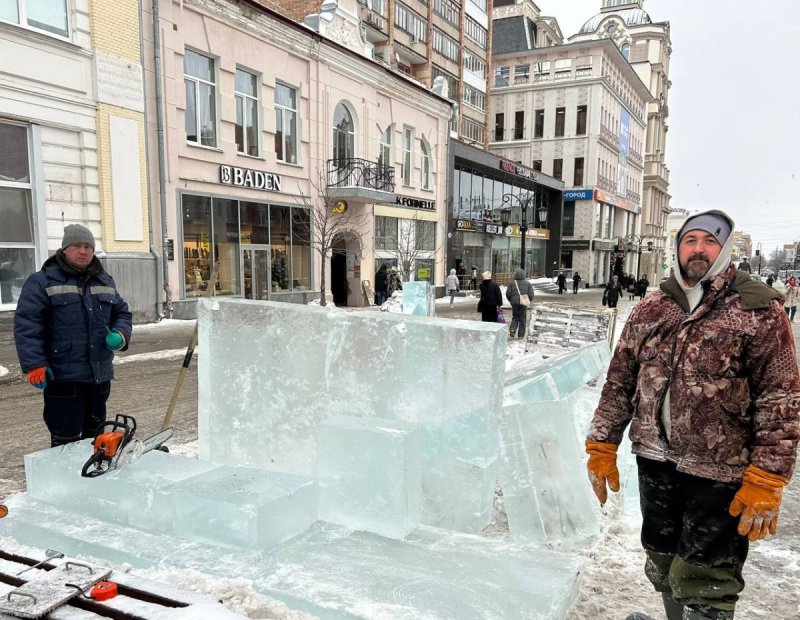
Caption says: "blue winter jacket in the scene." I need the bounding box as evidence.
[14,252,132,383]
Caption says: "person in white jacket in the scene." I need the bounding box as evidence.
[445,268,459,305]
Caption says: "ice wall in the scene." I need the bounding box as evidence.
[197,298,507,533]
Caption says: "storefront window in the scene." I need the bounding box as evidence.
[415,220,435,251]
[182,194,212,297]
[212,198,240,296]
[375,216,398,250]
[291,207,311,290]
[458,168,471,218]
[270,205,291,292]
[595,202,602,237]
[240,201,269,245]
[415,258,434,283]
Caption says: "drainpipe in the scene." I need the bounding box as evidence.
[139,0,163,320]
[152,0,170,308]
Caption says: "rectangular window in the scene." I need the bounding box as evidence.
[402,127,413,186]
[1,0,68,37]
[576,105,587,135]
[0,122,37,306]
[432,28,458,61]
[514,110,524,140]
[464,51,486,79]
[595,202,602,237]
[464,16,487,48]
[375,216,398,250]
[433,0,458,26]
[234,69,259,157]
[533,60,550,82]
[574,157,584,186]
[461,117,486,144]
[184,50,217,147]
[532,160,542,172]
[554,107,565,137]
[432,66,458,102]
[274,83,298,164]
[395,3,427,42]
[494,66,510,87]
[553,158,563,180]
[463,85,485,112]
[514,64,530,85]
[562,202,575,236]
[415,220,435,251]
[494,113,504,141]
[534,109,544,138]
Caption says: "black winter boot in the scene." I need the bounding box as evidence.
[625,613,657,620]
[662,592,683,620]
[683,605,734,620]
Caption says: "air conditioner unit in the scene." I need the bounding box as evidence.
[367,12,381,27]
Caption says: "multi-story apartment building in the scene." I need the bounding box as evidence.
[570,0,672,281]
[141,0,452,315]
[0,0,154,320]
[270,0,491,146]
[489,21,651,285]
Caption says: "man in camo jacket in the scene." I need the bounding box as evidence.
[585,210,800,620]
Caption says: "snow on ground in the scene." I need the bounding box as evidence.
[0,365,8,379]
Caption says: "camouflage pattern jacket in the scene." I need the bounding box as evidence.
[589,265,800,483]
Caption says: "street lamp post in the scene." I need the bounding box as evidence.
[500,191,548,272]
[756,242,762,276]
[625,233,654,280]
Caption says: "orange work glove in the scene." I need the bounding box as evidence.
[27,366,54,389]
[0,504,7,518]
[728,464,787,541]
[586,440,620,505]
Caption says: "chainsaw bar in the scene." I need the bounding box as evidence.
[115,427,174,468]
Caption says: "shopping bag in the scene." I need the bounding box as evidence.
[497,308,506,323]
[515,281,531,307]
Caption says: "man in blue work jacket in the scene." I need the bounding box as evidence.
[14,224,132,446]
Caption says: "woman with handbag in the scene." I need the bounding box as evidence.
[506,268,533,338]
[478,271,503,323]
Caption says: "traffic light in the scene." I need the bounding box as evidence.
[755,249,760,256]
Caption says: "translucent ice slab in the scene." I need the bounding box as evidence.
[401,280,433,316]
[24,441,221,533]
[0,495,583,620]
[500,401,599,547]
[197,299,506,533]
[171,465,318,549]
[317,415,421,539]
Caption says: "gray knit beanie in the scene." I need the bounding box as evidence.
[61,224,95,249]
[677,213,732,247]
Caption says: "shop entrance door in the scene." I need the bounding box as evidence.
[242,246,270,300]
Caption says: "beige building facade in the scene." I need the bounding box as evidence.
[489,31,650,285]
[570,0,672,281]
[143,0,451,316]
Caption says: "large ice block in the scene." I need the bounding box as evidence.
[197,299,507,533]
[401,280,433,316]
[172,465,317,549]
[316,415,421,539]
[500,401,599,547]
[1,495,584,620]
[24,441,221,534]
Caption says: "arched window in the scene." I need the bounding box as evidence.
[621,43,630,61]
[420,140,431,190]
[332,103,354,163]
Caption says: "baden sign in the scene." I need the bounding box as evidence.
[219,165,282,192]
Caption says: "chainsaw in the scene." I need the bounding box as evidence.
[81,414,173,478]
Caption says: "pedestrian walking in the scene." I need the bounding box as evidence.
[637,274,649,300]
[446,268,459,306]
[375,264,389,305]
[626,274,637,300]
[14,224,132,447]
[585,210,800,620]
[556,273,567,294]
[572,272,582,294]
[784,275,798,321]
[470,266,478,291]
[737,258,751,273]
[477,271,502,323]
[766,274,774,287]
[505,268,533,338]
[602,275,623,308]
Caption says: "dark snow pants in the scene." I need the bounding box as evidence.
[509,303,527,337]
[43,381,111,447]
[637,457,748,618]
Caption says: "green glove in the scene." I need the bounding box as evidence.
[105,327,125,351]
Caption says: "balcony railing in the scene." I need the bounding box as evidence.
[599,125,618,150]
[628,149,643,167]
[626,190,641,205]
[327,158,395,193]
[597,175,616,193]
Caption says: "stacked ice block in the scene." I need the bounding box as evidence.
[401,280,434,316]
[197,298,507,534]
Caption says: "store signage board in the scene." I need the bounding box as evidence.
[563,189,593,201]
[561,239,591,251]
[219,165,282,192]
[396,195,436,211]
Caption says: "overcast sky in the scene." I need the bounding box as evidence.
[534,0,800,253]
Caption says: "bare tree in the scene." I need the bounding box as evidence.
[394,212,443,283]
[292,172,369,306]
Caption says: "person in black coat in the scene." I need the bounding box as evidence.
[375,264,389,305]
[505,268,533,337]
[637,275,650,300]
[478,271,503,322]
[556,273,567,294]
[603,275,623,308]
[572,272,582,294]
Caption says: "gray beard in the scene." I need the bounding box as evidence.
[681,259,710,283]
